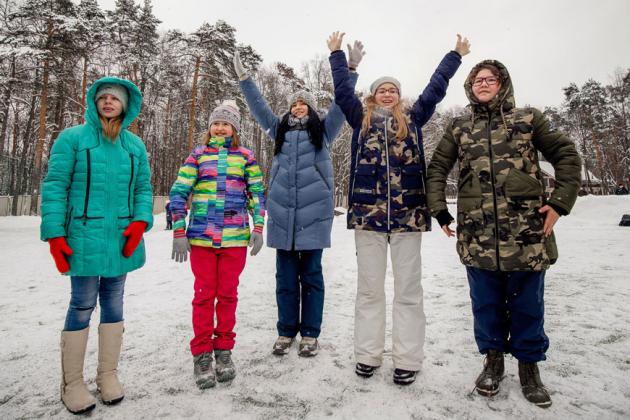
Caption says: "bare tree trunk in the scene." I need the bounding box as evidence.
[0,56,15,154]
[29,55,50,215]
[187,56,201,151]
[80,56,88,123]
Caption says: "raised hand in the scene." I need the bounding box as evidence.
[233,51,248,80]
[347,40,366,69]
[327,31,345,52]
[454,34,471,57]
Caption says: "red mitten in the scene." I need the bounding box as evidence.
[122,221,148,257]
[48,237,73,273]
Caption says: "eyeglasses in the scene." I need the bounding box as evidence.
[472,77,500,87]
[375,88,399,95]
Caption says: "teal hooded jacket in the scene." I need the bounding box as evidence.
[40,77,153,277]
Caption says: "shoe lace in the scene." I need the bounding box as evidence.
[216,351,231,365]
[197,353,211,370]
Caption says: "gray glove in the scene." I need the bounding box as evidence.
[248,231,264,256]
[172,236,191,263]
[347,40,366,69]
[233,51,248,81]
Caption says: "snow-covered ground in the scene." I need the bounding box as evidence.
[1,195,629,419]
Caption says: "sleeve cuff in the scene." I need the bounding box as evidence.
[436,210,455,227]
[253,225,264,234]
[173,229,186,238]
[548,202,568,216]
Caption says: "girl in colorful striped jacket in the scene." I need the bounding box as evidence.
[169,100,265,389]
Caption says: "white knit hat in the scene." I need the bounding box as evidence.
[209,100,241,132]
[370,76,401,96]
[95,84,129,112]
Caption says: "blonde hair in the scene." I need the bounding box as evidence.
[360,96,408,140]
[99,116,124,141]
[200,126,240,148]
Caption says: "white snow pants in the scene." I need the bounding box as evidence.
[354,230,425,371]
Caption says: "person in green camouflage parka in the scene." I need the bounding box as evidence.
[426,60,581,408]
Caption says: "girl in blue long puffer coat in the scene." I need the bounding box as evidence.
[233,50,358,357]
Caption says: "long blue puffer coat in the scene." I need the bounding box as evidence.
[239,73,357,250]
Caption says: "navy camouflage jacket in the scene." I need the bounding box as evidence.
[329,50,461,233]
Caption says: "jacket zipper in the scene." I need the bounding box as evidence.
[414,127,426,193]
[486,110,501,269]
[80,149,92,225]
[127,153,134,218]
[384,123,391,232]
[350,139,361,204]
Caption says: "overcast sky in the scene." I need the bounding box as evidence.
[97,0,630,110]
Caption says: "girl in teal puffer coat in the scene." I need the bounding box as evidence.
[40,77,153,414]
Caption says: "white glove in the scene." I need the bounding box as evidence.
[233,51,248,81]
[347,40,366,69]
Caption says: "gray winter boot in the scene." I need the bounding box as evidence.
[518,361,552,408]
[214,349,236,382]
[272,336,294,355]
[96,321,124,405]
[193,352,216,389]
[60,327,96,415]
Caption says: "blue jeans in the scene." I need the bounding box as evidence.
[466,267,549,363]
[64,275,127,331]
[276,249,324,338]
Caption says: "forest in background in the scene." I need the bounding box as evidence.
[1,0,628,215]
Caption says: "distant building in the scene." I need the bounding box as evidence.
[538,159,602,196]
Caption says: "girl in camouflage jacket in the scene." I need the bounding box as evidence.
[328,31,470,385]
[426,60,581,407]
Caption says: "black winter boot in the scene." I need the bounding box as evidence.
[475,349,505,396]
[518,361,552,408]
[355,363,378,378]
[393,369,417,385]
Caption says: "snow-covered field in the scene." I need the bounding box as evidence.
[1,195,629,419]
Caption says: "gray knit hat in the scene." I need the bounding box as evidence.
[286,90,317,112]
[95,83,129,112]
[370,76,401,96]
[209,100,241,132]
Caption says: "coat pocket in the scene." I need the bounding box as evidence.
[456,196,484,242]
[401,165,424,208]
[458,170,482,198]
[504,168,543,198]
[352,165,377,205]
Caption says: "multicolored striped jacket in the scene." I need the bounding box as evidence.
[169,136,265,248]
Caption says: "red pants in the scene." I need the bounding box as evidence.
[189,245,246,356]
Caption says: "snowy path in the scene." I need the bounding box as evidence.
[1,196,629,419]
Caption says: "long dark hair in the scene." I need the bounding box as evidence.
[274,107,323,155]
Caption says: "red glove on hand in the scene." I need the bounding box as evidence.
[49,237,73,273]
[122,221,148,257]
